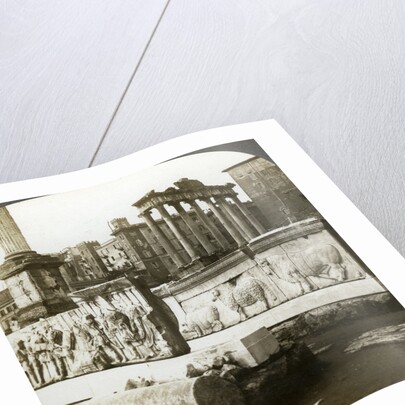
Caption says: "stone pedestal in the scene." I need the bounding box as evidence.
[0,252,76,327]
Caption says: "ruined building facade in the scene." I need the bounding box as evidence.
[224,156,318,229]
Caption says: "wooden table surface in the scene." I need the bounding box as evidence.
[1,0,405,257]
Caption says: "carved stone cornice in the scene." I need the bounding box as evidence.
[133,180,237,214]
[0,252,64,280]
[155,250,248,297]
[68,276,133,302]
[248,217,325,253]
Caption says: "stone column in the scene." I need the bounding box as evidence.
[140,211,185,268]
[218,197,257,240]
[0,207,32,257]
[204,198,247,247]
[229,196,267,234]
[171,202,217,255]
[188,200,230,250]
[157,205,200,262]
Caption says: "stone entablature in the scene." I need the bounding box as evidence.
[133,179,267,277]
[247,217,325,254]
[135,181,238,213]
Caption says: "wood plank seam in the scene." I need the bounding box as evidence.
[88,0,173,167]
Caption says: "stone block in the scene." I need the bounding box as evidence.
[240,327,269,347]
[240,327,280,365]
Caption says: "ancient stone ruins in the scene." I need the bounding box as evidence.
[0,157,378,398]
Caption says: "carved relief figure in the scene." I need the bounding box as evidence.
[44,325,74,378]
[299,244,359,281]
[16,340,40,387]
[262,244,364,295]
[82,313,125,369]
[31,326,60,384]
[126,304,161,358]
[259,256,316,296]
[18,278,33,302]
[212,277,276,321]
[103,309,136,361]
[182,305,223,337]
[70,321,94,373]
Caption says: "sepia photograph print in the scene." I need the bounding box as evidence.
[1,150,405,405]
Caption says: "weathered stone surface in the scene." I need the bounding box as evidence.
[203,369,222,378]
[239,343,320,405]
[186,363,210,378]
[220,364,243,377]
[87,376,245,405]
[345,323,405,353]
[240,327,280,365]
[286,342,317,374]
[271,292,402,342]
[125,377,154,391]
[211,356,226,369]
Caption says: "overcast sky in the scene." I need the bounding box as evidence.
[1,151,253,265]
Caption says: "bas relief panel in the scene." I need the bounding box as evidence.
[8,287,184,389]
[9,273,42,307]
[179,230,368,338]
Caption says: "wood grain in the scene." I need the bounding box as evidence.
[92,0,405,255]
[0,0,168,183]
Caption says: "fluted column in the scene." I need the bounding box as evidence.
[171,202,217,255]
[204,198,247,247]
[140,211,185,269]
[156,205,200,261]
[188,200,230,250]
[229,196,267,234]
[218,197,257,240]
[0,207,32,257]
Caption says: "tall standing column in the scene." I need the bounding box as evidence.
[156,205,200,262]
[140,211,185,269]
[229,196,267,234]
[189,200,230,250]
[217,197,257,240]
[204,198,247,247]
[0,207,32,257]
[171,202,217,255]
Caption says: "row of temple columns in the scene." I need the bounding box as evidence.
[139,195,267,269]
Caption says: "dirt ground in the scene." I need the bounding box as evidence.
[291,310,405,405]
